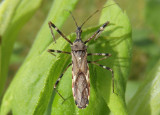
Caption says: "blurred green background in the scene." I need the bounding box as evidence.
[6,0,160,100]
[1,0,160,114]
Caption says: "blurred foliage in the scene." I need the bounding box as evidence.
[146,0,160,37]
[128,59,160,115]
[0,0,43,99]
[0,0,160,114]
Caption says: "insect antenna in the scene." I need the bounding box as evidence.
[66,10,79,28]
[80,3,118,28]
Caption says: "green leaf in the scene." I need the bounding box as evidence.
[125,81,141,104]
[128,59,160,115]
[97,0,132,114]
[51,0,132,114]
[0,0,43,98]
[0,0,78,114]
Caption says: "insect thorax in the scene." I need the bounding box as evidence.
[71,39,88,73]
[71,39,87,51]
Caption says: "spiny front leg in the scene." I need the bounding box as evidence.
[84,21,109,44]
[48,21,73,44]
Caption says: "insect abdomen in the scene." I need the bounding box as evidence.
[73,72,89,109]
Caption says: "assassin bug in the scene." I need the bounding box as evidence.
[48,5,115,109]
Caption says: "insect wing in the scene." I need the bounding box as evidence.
[72,71,90,109]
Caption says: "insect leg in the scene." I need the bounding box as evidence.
[48,21,73,44]
[87,53,111,62]
[48,49,71,56]
[84,21,109,44]
[54,63,72,101]
[88,61,114,93]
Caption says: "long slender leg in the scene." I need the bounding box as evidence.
[84,21,109,44]
[48,49,71,56]
[88,61,114,93]
[87,53,112,62]
[48,21,73,45]
[54,63,72,101]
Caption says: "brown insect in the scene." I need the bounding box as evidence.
[48,8,114,109]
